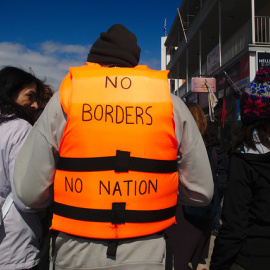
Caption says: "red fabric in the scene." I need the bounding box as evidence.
[221,98,227,128]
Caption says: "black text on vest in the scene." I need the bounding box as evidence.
[82,103,153,125]
[105,76,131,90]
[65,177,83,193]
[99,179,158,196]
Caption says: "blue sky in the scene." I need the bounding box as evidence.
[0,0,182,91]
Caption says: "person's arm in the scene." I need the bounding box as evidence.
[171,94,213,206]
[210,154,251,269]
[13,74,71,209]
[7,120,39,212]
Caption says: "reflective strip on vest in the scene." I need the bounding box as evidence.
[52,63,179,239]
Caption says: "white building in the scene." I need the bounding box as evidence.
[163,0,270,151]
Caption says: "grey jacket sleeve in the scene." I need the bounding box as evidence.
[14,92,213,209]
[171,94,213,206]
[14,92,66,209]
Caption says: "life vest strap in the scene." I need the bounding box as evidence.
[52,202,177,224]
[107,240,118,258]
[57,150,178,173]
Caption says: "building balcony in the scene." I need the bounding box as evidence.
[165,0,270,79]
[256,16,270,43]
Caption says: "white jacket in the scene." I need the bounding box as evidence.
[0,118,42,269]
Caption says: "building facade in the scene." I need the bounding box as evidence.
[163,0,270,151]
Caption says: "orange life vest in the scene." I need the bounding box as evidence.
[51,63,179,239]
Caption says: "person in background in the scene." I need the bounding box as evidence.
[210,67,270,270]
[0,66,45,270]
[211,143,228,237]
[35,83,54,121]
[36,83,54,270]
[166,102,217,270]
[13,24,213,270]
[39,84,54,108]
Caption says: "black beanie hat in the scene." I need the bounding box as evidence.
[87,24,141,67]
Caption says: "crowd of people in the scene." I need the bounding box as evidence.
[0,23,269,270]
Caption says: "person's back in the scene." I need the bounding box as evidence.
[211,134,270,270]
[13,24,214,270]
[211,67,270,270]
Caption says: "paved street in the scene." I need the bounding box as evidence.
[206,235,216,268]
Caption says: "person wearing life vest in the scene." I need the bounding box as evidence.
[14,24,214,270]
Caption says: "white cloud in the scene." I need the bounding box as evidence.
[41,41,89,56]
[0,41,161,91]
[0,42,90,91]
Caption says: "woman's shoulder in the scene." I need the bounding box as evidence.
[2,117,30,130]
[0,118,31,143]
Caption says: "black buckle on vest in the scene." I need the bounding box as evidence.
[112,202,126,224]
[115,150,130,172]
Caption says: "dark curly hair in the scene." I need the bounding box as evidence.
[0,66,45,125]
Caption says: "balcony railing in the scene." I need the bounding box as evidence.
[255,16,270,43]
